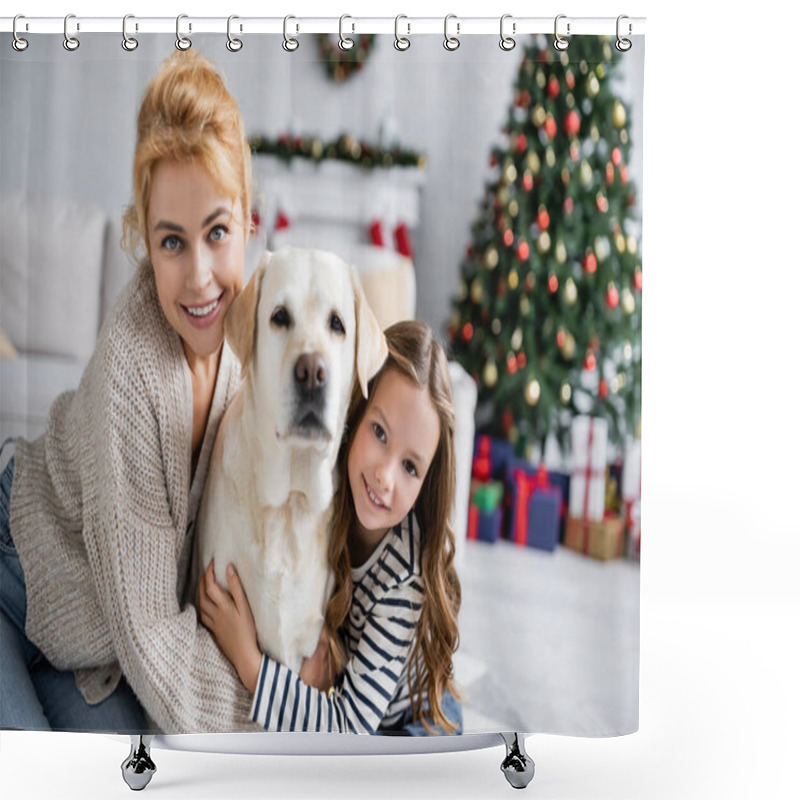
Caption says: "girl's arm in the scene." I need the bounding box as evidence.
[198,561,334,693]
[248,575,423,733]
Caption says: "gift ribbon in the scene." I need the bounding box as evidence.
[467,504,479,540]
[579,418,603,551]
[512,464,549,546]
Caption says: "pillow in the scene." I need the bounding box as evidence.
[0,327,18,359]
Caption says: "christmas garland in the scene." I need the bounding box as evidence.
[315,34,376,83]
[249,133,426,172]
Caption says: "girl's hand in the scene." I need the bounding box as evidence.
[197,559,262,694]
[299,626,333,693]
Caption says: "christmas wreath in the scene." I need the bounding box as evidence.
[315,34,376,83]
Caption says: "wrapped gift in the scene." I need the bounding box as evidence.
[505,462,563,552]
[467,480,504,543]
[472,434,515,482]
[568,416,608,523]
[625,499,641,561]
[565,514,625,561]
[547,470,571,539]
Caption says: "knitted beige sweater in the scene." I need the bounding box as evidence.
[10,262,259,733]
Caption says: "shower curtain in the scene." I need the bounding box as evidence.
[0,21,644,740]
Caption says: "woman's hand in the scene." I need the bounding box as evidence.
[197,559,262,694]
[299,626,334,693]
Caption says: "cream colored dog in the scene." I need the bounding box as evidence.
[194,247,387,673]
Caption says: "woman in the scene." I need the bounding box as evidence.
[0,50,258,734]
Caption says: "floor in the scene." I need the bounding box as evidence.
[454,538,640,737]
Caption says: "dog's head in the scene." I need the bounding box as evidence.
[225,247,387,452]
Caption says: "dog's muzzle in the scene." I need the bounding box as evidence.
[289,352,330,440]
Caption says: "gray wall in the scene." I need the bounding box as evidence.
[0,33,644,335]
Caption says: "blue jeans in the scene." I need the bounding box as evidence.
[378,689,464,736]
[0,441,150,732]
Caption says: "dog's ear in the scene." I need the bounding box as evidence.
[350,266,388,399]
[225,252,269,374]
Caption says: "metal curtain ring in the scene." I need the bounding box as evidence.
[553,14,570,51]
[616,15,632,51]
[443,14,460,51]
[227,15,243,51]
[12,15,29,52]
[122,14,138,51]
[339,14,355,51]
[283,15,299,52]
[394,15,410,51]
[500,14,516,51]
[175,14,192,50]
[63,14,80,51]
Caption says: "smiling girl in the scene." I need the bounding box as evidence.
[199,320,463,734]
[0,50,260,733]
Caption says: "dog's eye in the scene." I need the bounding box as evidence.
[270,307,292,328]
[329,313,345,335]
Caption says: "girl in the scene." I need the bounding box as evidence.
[0,50,260,733]
[199,319,463,735]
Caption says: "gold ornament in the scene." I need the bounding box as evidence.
[613,101,627,128]
[615,233,627,253]
[509,269,519,290]
[620,129,629,145]
[545,147,556,168]
[519,295,531,315]
[555,240,567,264]
[580,160,593,187]
[491,317,502,335]
[627,235,638,255]
[597,62,607,79]
[537,231,551,253]
[504,161,518,184]
[527,151,541,174]
[536,69,546,88]
[564,277,578,306]
[587,73,600,97]
[511,327,523,351]
[622,288,635,315]
[525,378,541,406]
[560,382,572,403]
[562,333,576,359]
[566,92,575,109]
[485,246,499,269]
[311,139,324,159]
[509,199,519,218]
[483,360,498,388]
[623,341,633,363]
[532,105,547,127]
[470,279,484,304]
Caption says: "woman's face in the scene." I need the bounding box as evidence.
[147,160,246,370]
[347,368,441,547]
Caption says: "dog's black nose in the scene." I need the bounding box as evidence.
[294,353,328,393]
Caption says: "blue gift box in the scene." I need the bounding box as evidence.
[472,434,515,482]
[469,507,503,543]
[504,459,564,552]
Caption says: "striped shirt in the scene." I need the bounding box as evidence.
[249,512,424,732]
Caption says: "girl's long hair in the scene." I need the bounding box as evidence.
[324,320,462,733]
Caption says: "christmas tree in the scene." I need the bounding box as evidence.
[449,35,642,457]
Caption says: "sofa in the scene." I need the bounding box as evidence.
[0,192,476,547]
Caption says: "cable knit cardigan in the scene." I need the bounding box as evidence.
[9,261,259,733]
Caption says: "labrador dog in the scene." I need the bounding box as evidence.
[194,247,387,673]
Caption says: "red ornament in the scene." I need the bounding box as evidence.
[537,207,550,230]
[522,171,534,192]
[612,147,622,167]
[596,194,609,213]
[564,110,581,138]
[599,379,609,399]
[517,352,527,369]
[606,163,615,185]
[564,197,574,214]
[461,323,474,342]
[275,209,291,230]
[570,143,580,163]
[556,330,566,348]
[634,269,643,291]
[507,354,518,375]
[606,284,620,309]
[503,228,514,247]
[584,252,598,274]
[502,408,514,433]
[584,352,597,371]
[544,116,557,139]
[620,166,629,185]
[517,240,530,261]
[525,272,535,292]
[566,70,576,90]
[547,76,560,99]
[516,133,528,153]
[548,274,559,293]
[516,89,532,108]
